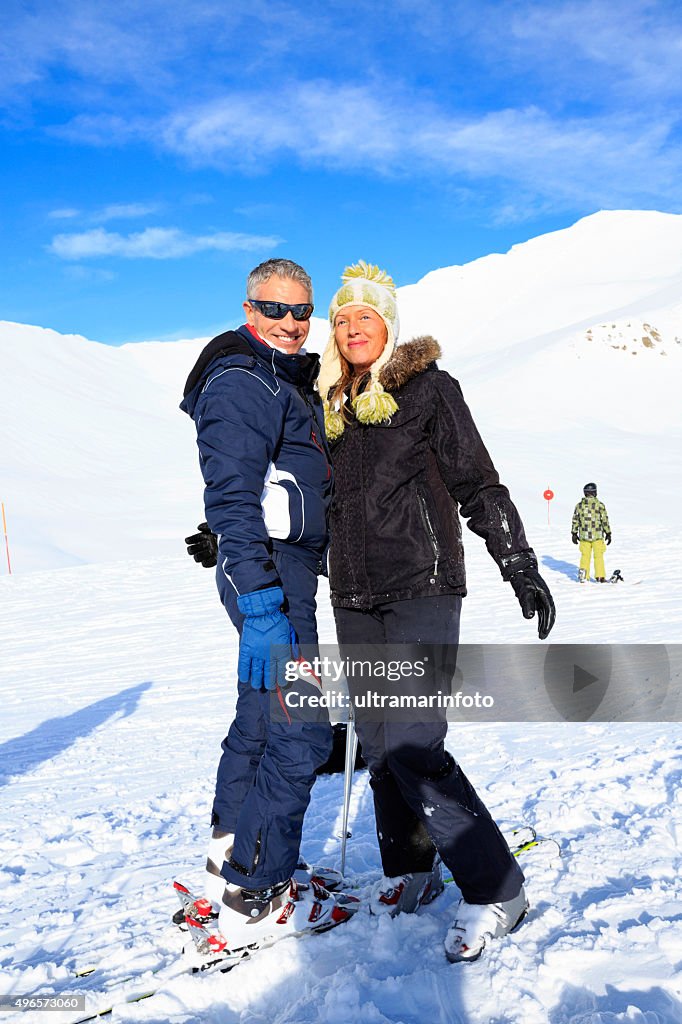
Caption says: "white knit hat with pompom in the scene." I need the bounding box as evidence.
[319,261,400,439]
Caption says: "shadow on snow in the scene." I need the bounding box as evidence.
[549,982,681,1023]
[0,682,152,787]
[542,555,578,581]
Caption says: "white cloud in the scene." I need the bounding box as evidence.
[382,1,682,106]
[5,0,682,122]
[416,107,681,206]
[44,73,682,216]
[156,85,682,211]
[160,82,421,170]
[95,203,161,222]
[48,113,146,146]
[47,202,161,224]
[235,202,291,219]
[507,0,682,102]
[62,265,116,283]
[48,207,81,219]
[49,226,282,260]
[0,1,320,104]
[16,0,682,224]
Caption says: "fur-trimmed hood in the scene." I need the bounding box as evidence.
[378,335,442,393]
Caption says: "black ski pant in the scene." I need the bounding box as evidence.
[334,595,524,904]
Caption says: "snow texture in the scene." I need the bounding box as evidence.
[1,211,681,1023]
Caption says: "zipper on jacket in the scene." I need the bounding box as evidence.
[310,428,332,480]
[298,387,332,481]
[417,489,442,575]
[498,505,513,549]
[358,428,371,597]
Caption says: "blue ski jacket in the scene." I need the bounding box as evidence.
[180,326,332,600]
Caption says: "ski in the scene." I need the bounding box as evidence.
[441,826,560,886]
[70,963,191,1023]
[71,921,246,1022]
[575,570,644,586]
[509,834,560,859]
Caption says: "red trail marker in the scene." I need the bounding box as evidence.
[543,489,554,525]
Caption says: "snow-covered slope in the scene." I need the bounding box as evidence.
[1,210,681,1022]
[0,209,681,572]
[398,209,682,361]
[1,561,680,1023]
[0,326,207,570]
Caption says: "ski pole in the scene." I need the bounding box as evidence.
[339,709,358,877]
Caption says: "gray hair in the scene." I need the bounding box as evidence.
[246,259,313,303]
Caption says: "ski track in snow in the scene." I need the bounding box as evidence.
[1,550,680,1024]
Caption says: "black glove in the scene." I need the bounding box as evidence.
[605,533,611,545]
[571,533,578,545]
[185,522,218,568]
[509,568,556,640]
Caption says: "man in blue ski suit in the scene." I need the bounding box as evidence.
[180,260,351,949]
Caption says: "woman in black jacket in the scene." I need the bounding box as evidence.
[318,261,555,963]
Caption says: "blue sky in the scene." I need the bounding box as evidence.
[2,0,681,344]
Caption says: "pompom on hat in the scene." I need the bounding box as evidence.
[319,261,400,439]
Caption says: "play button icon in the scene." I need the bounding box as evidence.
[544,646,612,720]
[573,665,599,694]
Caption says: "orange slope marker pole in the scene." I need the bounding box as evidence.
[1,502,11,574]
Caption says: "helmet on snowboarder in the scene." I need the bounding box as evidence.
[583,482,597,496]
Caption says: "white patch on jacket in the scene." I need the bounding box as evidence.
[260,463,305,542]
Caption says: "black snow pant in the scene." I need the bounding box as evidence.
[334,595,524,904]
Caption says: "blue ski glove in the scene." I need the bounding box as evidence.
[236,586,297,690]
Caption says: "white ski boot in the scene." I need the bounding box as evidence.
[370,858,444,917]
[173,829,345,931]
[216,876,359,953]
[444,886,529,963]
[174,835,346,933]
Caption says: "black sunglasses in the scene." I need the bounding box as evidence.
[248,299,314,321]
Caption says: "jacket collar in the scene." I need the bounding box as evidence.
[378,336,442,392]
[240,326,320,387]
[182,325,320,400]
